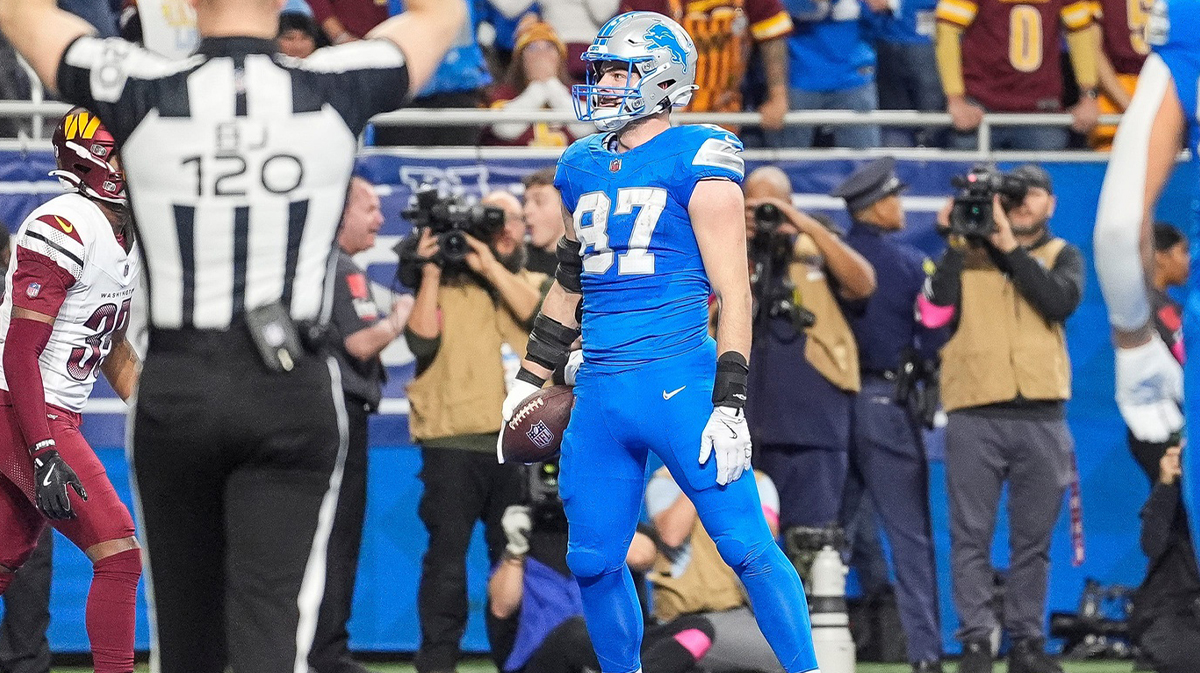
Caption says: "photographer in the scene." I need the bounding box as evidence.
[399,189,548,673]
[742,166,876,537]
[1130,446,1200,673]
[924,164,1084,673]
[488,461,716,673]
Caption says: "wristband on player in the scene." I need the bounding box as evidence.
[713,351,749,410]
[516,367,546,388]
[525,313,581,372]
[28,438,56,456]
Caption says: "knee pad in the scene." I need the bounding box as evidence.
[94,547,142,584]
[566,546,617,581]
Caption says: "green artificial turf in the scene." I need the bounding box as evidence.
[52,658,1140,673]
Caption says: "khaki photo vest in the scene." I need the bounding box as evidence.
[939,239,1072,412]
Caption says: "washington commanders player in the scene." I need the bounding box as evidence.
[0,108,141,673]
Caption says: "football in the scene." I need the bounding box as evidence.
[501,385,575,464]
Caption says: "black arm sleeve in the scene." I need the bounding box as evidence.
[1005,244,1084,323]
[925,247,965,309]
[296,40,411,136]
[1140,483,1182,561]
[404,328,441,377]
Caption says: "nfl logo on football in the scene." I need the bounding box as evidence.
[526,420,554,449]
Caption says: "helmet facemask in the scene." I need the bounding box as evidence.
[571,12,699,133]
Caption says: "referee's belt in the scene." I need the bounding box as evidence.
[148,321,329,354]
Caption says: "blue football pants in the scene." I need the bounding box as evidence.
[559,343,820,673]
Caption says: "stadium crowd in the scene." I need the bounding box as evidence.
[0,3,1195,673]
[0,0,1155,150]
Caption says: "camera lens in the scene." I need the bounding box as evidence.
[440,231,469,263]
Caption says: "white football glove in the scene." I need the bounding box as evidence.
[699,406,752,486]
[497,378,542,464]
[564,349,584,386]
[1116,333,1184,443]
[501,504,533,556]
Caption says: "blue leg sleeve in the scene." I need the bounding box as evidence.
[559,382,648,673]
[649,375,820,673]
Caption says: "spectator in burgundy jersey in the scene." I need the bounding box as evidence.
[277,11,323,58]
[1127,223,1189,482]
[935,0,1101,150]
[1089,0,1151,149]
[481,21,591,147]
[308,0,388,44]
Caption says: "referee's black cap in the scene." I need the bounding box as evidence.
[831,157,907,213]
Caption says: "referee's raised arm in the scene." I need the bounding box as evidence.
[0,0,467,101]
[0,0,93,92]
[369,0,468,98]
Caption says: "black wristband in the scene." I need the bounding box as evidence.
[516,367,546,388]
[29,439,55,455]
[713,351,749,409]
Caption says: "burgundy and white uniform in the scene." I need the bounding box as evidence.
[0,191,138,568]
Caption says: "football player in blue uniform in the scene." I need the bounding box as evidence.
[1095,0,1200,557]
[497,11,820,673]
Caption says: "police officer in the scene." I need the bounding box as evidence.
[836,157,944,673]
[742,166,876,540]
[312,176,414,673]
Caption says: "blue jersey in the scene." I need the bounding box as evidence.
[553,125,745,370]
[1150,0,1200,155]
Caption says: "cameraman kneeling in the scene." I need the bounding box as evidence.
[489,461,715,673]
[924,165,1084,673]
[399,190,548,673]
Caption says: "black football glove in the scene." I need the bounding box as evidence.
[31,447,87,520]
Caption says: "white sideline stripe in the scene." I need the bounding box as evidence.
[84,396,412,415]
[294,358,350,673]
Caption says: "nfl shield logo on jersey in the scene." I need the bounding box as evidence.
[610,158,621,173]
[25,282,41,299]
[527,420,554,449]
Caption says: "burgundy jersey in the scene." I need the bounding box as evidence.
[622,0,793,112]
[1094,0,1153,75]
[937,0,1094,111]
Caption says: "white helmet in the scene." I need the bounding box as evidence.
[572,11,698,132]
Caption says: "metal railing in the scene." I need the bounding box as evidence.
[0,99,1126,159]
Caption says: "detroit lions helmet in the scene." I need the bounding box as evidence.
[573,12,698,132]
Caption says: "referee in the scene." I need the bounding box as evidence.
[0,1,465,672]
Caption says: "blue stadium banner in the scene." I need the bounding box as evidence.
[0,149,1195,654]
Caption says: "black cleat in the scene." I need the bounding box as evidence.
[958,639,993,673]
[1008,638,1064,673]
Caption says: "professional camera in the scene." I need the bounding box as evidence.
[948,166,1029,239]
[527,459,567,533]
[750,203,817,332]
[1049,579,1135,659]
[401,186,506,264]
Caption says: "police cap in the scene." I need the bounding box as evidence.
[830,157,907,214]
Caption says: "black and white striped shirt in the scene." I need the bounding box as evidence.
[56,36,409,330]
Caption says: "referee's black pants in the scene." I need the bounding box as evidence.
[131,329,346,673]
[0,527,52,673]
[414,446,522,673]
[310,397,370,673]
